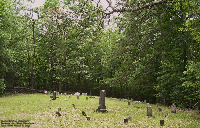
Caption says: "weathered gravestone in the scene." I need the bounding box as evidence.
[86,116,90,120]
[158,107,162,112]
[156,103,159,107]
[50,91,59,100]
[171,103,176,113]
[128,102,131,105]
[110,97,112,100]
[82,93,87,96]
[144,100,146,104]
[160,120,164,126]
[96,90,107,113]
[77,96,79,99]
[64,93,66,96]
[58,107,61,111]
[69,95,71,98]
[131,98,133,102]
[124,118,128,123]
[147,106,152,116]
[86,97,88,100]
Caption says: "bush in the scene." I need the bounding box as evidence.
[0,79,6,92]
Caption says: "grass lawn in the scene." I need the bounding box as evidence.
[0,94,200,127]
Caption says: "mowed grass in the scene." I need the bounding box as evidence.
[0,94,200,127]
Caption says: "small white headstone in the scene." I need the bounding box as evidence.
[74,92,80,96]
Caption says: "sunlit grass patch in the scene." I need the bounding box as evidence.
[0,94,200,127]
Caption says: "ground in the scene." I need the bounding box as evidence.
[0,94,199,127]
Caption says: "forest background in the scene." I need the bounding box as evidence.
[0,0,200,108]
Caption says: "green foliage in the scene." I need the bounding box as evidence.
[182,61,200,100]
[0,0,200,108]
[0,79,6,92]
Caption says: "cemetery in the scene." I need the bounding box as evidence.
[0,0,200,127]
[0,90,200,127]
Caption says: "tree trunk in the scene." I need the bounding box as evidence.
[78,67,81,88]
[27,38,31,88]
[31,20,36,89]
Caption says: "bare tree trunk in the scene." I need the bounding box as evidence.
[59,56,65,92]
[78,67,81,87]
[31,20,36,89]
[27,38,31,88]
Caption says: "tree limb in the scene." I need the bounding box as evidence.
[105,0,167,15]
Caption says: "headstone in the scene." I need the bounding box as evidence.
[86,97,88,100]
[82,93,87,96]
[64,98,68,101]
[69,95,71,98]
[50,91,59,100]
[56,112,61,116]
[144,100,146,104]
[72,104,75,108]
[156,103,159,107]
[147,106,152,116]
[96,90,107,113]
[158,107,162,112]
[124,99,126,102]
[131,98,133,102]
[64,93,66,96]
[160,120,164,126]
[110,97,112,100]
[44,90,48,94]
[86,116,90,120]
[128,102,131,105]
[82,111,87,116]
[58,107,61,111]
[74,92,80,96]
[171,103,176,113]
[61,93,62,95]
[119,98,121,101]
[134,101,140,104]
[127,116,132,120]
[77,96,79,99]
[147,103,150,107]
[124,118,128,123]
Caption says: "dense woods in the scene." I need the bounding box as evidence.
[0,0,199,108]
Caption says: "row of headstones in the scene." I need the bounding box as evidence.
[51,90,176,126]
[114,97,177,125]
[50,90,107,113]
[50,91,89,100]
[114,97,176,113]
